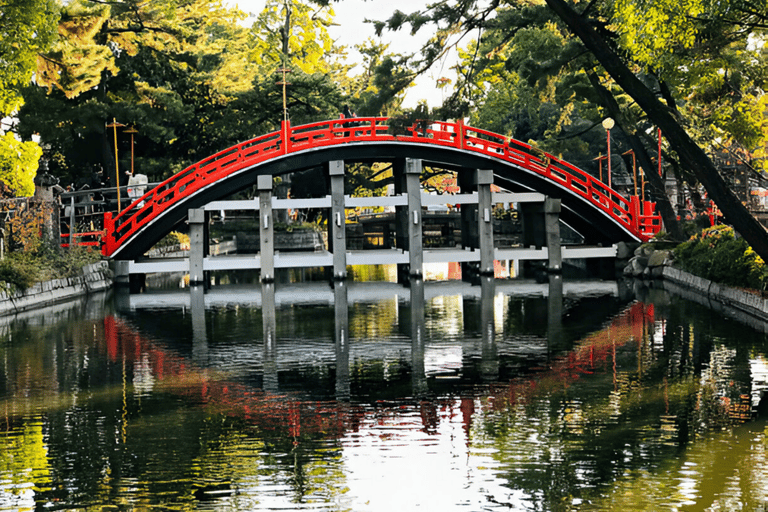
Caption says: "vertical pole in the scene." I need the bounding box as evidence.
[258,175,275,283]
[405,158,423,279]
[630,195,641,233]
[598,154,603,183]
[393,159,408,283]
[544,197,562,273]
[458,170,477,282]
[606,129,612,189]
[188,208,208,286]
[69,195,76,248]
[658,128,662,176]
[329,160,347,281]
[476,169,494,276]
[282,120,291,155]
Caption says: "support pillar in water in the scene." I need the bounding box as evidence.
[329,160,347,281]
[188,208,208,286]
[258,175,275,283]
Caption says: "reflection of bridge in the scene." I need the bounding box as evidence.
[99,119,661,285]
[105,277,651,432]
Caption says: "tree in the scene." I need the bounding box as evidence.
[0,0,58,196]
[380,0,768,257]
[544,0,768,256]
[19,0,263,186]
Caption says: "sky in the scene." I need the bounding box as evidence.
[224,0,459,108]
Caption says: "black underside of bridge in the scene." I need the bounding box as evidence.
[113,142,635,260]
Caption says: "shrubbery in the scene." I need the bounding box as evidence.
[0,244,102,292]
[673,225,766,290]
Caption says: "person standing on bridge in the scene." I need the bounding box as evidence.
[342,104,357,137]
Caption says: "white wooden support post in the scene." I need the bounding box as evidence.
[258,175,275,283]
[406,158,423,278]
[545,197,562,273]
[113,260,130,286]
[477,169,495,276]
[188,208,207,285]
[329,160,347,281]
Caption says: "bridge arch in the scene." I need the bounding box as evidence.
[103,118,660,260]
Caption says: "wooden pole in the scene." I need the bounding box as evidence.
[106,119,125,212]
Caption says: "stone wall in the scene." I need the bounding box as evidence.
[662,266,768,323]
[0,261,112,316]
[622,242,768,325]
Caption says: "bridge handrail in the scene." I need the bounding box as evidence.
[103,117,661,256]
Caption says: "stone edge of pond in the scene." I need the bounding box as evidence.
[662,265,768,328]
[0,261,112,317]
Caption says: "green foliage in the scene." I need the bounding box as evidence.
[0,134,42,197]
[155,231,191,249]
[673,225,767,289]
[0,0,58,197]
[0,0,58,114]
[0,253,42,291]
[0,244,101,293]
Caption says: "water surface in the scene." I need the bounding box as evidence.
[1,277,767,511]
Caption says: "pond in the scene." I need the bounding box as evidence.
[1,275,767,511]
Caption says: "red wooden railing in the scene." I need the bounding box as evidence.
[102,118,662,257]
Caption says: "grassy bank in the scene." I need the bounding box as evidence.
[0,245,102,293]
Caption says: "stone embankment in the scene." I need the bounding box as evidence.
[619,242,673,279]
[621,242,768,325]
[0,261,112,316]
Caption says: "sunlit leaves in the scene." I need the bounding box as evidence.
[0,0,57,196]
[249,0,336,74]
[0,133,42,197]
[613,0,704,71]
[0,0,58,115]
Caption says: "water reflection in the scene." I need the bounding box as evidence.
[1,281,768,510]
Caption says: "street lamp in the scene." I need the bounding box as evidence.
[602,117,614,188]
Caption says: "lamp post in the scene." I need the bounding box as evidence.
[106,118,125,212]
[125,126,138,177]
[602,117,614,188]
[622,149,638,197]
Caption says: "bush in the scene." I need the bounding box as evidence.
[673,225,766,290]
[0,243,101,292]
[155,231,190,249]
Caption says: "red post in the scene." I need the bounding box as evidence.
[282,120,291,154]
[630,195,641,232]
[657,128,662,176]
[102,212,113,257]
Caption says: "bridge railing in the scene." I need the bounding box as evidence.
[103,118,662,257]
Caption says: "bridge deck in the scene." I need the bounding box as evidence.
[128,245,616,275]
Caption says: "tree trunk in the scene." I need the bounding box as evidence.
[545,0,768,260]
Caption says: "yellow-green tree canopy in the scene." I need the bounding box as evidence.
[0,0,58,197]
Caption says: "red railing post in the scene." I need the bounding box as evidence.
[282,120,291,155]
[457,119,464,149]
[102,212,113,257]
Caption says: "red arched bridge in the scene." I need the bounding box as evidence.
[101,118,661,260]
